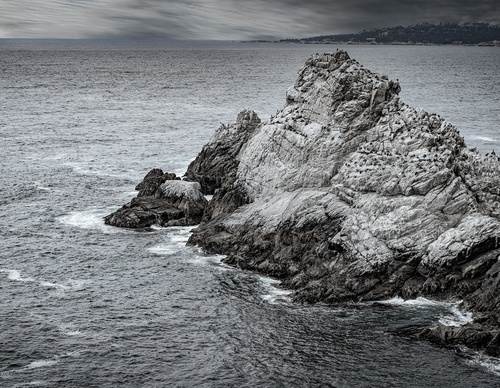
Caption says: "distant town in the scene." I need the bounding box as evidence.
[250,23,500,46]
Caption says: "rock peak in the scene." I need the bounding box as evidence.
[283,51,401,130]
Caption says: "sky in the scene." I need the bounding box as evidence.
[0,0,498,40]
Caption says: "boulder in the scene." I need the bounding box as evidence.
[104,170,207,228]
[135,168,179,197]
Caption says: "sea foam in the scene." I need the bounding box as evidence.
[379,297,473,327]
[471,135,499,143]
[0,269,35,282]
[259,276,292,304]
[148,226,193,255]
[58,207,120,234]
[27,359,59,369]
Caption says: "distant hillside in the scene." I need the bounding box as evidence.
[282,23,500,46]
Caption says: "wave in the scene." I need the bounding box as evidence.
[39,279,86,293]
[187,253,229,268]
[470,135,500,143]
[57,322,83,337]
[33,181,53,192]
[0,269,35,282]
[1,268,87,296]
[63,161,137,179]
[378,297,473,327]
[39,281,68,291]
[438,304,473,327]
[167,226,193,244]
[0,358,60,380]
[259,275,292,304]
[148,244,182,255]
[27,359,60,369]
[57,207,121,234]
[148,226,193,255]
[378,296,448,307]
[454,345,500,377]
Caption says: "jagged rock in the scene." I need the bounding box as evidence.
[184,109,261,194]
[103,196,184,229]
[135,168,179,197]
[153,180,208,224]
[420,323,496,353]
[186,50,500,353]
[104,171,207,228]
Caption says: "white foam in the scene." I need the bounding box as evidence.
[463,349,500,377]
[380,297,473,327]
[149,227,194,255]
[168,227,192,244]
[259,275,292,304]
[471,135,499,143]
[378,296,446,307]
[438,305,473,327]
[40,278,87,293]
[40,281,68,291]
[148,244,181,255]
[63,161,133,179]
[27,359,59,369]
[58,207,120,234]
[64,330,83,336]
[187,253,229,268]
[58,323,83,337]
[0,269,35,282]
[34,181,52,192]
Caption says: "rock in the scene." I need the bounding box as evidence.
[183,109,261,194]
[104,170,207,228]
[185,50,500,353]
[420,323,496,352]
[154,180,208,225]
[135,168,179,197]
[103,196,184,229]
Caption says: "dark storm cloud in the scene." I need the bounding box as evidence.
[0,0,498,39]
[265,0,500,36]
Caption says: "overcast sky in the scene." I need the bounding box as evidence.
[0,0,498,40]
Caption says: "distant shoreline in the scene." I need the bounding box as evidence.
[241,40,500,47]
[242,22,500,47]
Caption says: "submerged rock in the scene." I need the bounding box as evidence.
[185,51,500,353]
[104,170,207,228]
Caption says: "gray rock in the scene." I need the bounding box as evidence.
[104,170,207,228]
[184,109,261,195]
[186,50,500,352]
[135,168,179,197]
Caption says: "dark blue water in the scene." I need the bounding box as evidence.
[1,40,500,387]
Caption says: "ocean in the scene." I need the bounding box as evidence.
[1,39,499,387]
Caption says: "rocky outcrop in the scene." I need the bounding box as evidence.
[184,109,261,195]
[135,168,178,197]
[104,169,207,228]
[186,51,500,354]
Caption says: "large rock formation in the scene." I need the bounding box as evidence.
[104,169,207,228]
[186,51,500,354]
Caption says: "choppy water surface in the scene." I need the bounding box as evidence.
[1,40,499,387]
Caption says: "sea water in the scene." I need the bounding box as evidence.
[1,39,499,387]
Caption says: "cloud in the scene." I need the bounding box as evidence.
[0,0,498,40]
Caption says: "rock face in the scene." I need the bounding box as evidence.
[104,169,207,228]
[186,51,500,354]
[184,109,261,195]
